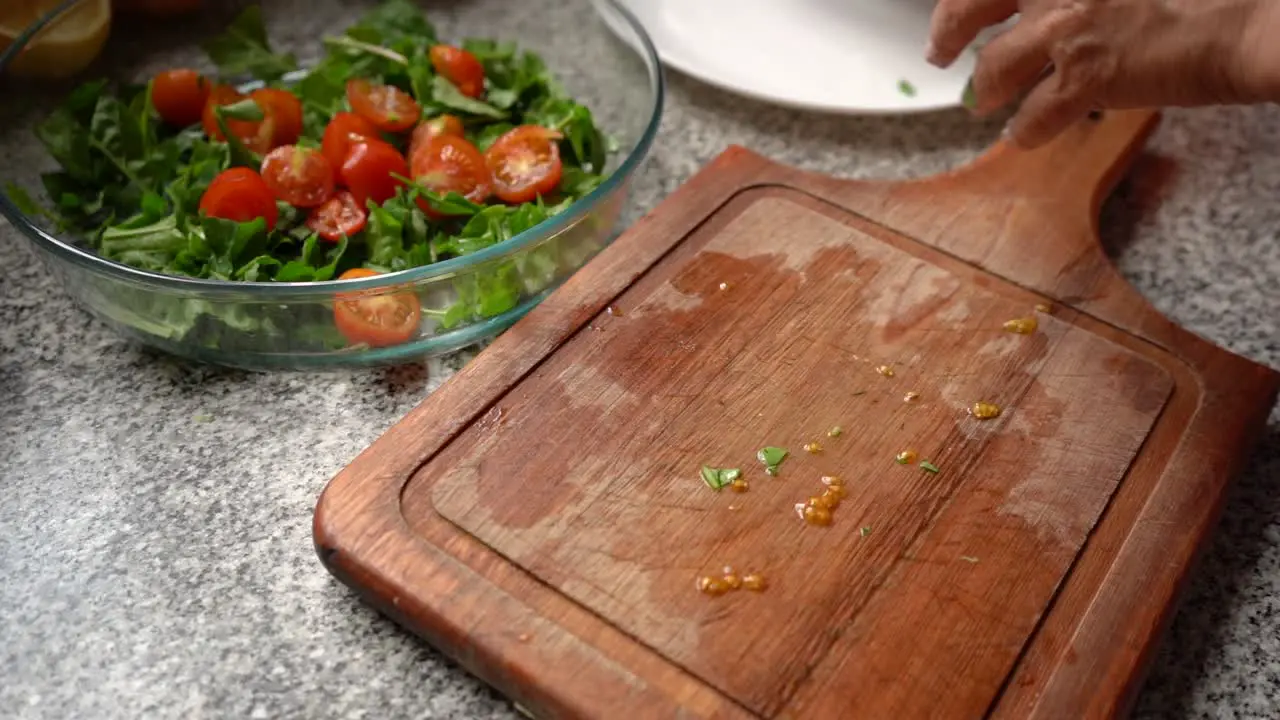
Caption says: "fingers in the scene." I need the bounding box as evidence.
[1003,71,1094,149]
[927,0,1019,68]
[969,20,1052,116]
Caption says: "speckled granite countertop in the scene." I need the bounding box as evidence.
[2,1,1278,718]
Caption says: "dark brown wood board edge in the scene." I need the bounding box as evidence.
[313,111,1280,719]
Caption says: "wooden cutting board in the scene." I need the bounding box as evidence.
[314,110,1279,720]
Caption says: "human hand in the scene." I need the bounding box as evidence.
[925,0,1278,148]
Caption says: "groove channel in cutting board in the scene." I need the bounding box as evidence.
[403,188,1174,718]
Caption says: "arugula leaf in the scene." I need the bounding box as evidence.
[212,106,264,168]
[412,188,485,219]
[700,466,741,491]
[426,75,507,119]
[470,122,514,152]
[757,446,789,476]
[525,96,607,173]
[201,5,297,82]
[219,98,265,122]
[35,102,99,184]
[350,0,438,45]
[464,39,562,110]
[275,234,349,281]
[559,167,605,197]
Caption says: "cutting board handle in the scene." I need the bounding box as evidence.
[929,109,1160,215]
[781,109,1164,311]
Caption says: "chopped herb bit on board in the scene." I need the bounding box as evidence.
[700,465,741,491]
[757,446,789,475]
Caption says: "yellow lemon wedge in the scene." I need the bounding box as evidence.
[0,0,112,80]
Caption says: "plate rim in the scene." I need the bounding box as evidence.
[589,0,970,116]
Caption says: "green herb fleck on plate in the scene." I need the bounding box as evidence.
[756,446,789,475]
[859,526,872,537]
[920,460,941,474]
[700,465,741,491]
[827,426,843,438]
[898,79,917,98]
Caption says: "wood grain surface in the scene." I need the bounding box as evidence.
[314,110,1279,720]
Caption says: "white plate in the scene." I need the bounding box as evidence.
[593,0,988,115]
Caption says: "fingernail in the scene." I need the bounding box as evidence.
[925,40,946,68]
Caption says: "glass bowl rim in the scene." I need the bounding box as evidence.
[0,0,665,299]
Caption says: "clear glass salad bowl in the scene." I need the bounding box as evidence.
[0,0,663,370]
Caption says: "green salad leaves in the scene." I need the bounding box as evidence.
[14,0,614,352]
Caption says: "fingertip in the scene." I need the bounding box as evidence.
[925,40,945,68]
[925,37,960,69]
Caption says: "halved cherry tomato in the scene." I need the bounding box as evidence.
[250,88,303,148]
[484,125,563,205]
[341,140,409,208]
[306,191,367,242]
[151,69,209,127]
[346,79,420,133]
[409,134,492,218]
[321,111,381,170]
[332,268,422,348]
[201,85,303,154]
[202,85,263,147]
[409,114,464,158]
[260,145,335,208]
[429,45,486,99]
[198,167,279,230]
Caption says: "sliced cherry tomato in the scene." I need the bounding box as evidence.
[201,86,302,154]
[346,79,420,133]
[202,85,263,147]
[306,191,367,242]
[341,140,410,208]
[409,134,492,218]
[250,88,303,148]
[260,145,335,208]
[429,45,486,99]
[409,114,464,158]
[151,69,209,127]
[198,167,278,230]
[332,268,422,348]
[321,111,381,170]
[484,125,564,205]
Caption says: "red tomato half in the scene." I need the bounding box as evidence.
[199,167,279,230]
[409,134,492,218]
[346,79,420,133]
[429,45,486,99]
[409,114,464,158]
[332,268,422,347]
[321,111,381,171]
[152,68,209,127]
[340,140,410,208]
[202,85,263,148]
[306,191,367,242]
[260,145,335,208]
[250,88,303,149]
[484,125,564,204]
[201,85,303,154]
